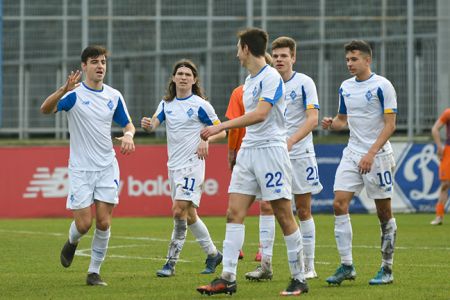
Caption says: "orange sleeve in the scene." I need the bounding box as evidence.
[225,85,244,120]
[439,108,450,124]
[226,85,245,151]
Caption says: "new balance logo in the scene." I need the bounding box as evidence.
[23,167,69,198]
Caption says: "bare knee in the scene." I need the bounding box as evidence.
[260,201,274,215]
[172,204,188,220]
[226,206,244,224]
[75,218,92,234]
[441,181,450,191]
[333,198,349,215]
[297,206,311,221]
[95,218,111,231]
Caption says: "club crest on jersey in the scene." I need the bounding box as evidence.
[107,100,114,110]
[290,90,297,101]
[252,86,258,98]
[365,90,373,101]
[186,108,194,118]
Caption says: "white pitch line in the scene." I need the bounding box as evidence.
[75,244,191,262]
[2,229,450,252]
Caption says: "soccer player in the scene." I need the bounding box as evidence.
[40,45,136,286]
[197,28,308,296]
[226,53,273,262]
[141,59,225,277]
[321,40,397,286]
[430,108,450,225]
[245,36,322,282]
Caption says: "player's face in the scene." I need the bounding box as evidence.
[236,40,247,67]
[346,50,370,77]
[82,55,107,83]
[272,47,295,75]
[172,66,196,92]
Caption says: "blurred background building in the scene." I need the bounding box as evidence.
[1,0,449,139]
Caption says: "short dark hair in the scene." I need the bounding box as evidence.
[163,59,207,101]
[344,40,372,57]
[81,45,108,63]
[272,36,296,57]
[237,27,268,57]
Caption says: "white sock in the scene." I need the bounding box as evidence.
[69,221,83,244]
[334,214,353,266]
[259,215,275,264]
[88,228,111,274]
[166,219,187,267]
[381,218,397,270]
[221,223,245,282]
[284,228,305,282]
[300,218,315,270]
[188,218,217,256]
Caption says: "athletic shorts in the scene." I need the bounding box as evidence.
[169,160,205,208]
[228,146,292,201]
[334,147,396,199]
[439,145,450,181]
[291,156,323,195]
[66,158,120,210]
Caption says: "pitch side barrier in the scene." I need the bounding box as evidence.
[0,143,442,218]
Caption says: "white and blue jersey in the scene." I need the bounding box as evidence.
[284,72,319,158]
[154,94,221,170]
[57,82,131,171]
[338,73,397,154]
[241,65,286,148]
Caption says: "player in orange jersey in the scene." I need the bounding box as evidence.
[430,108,450,225]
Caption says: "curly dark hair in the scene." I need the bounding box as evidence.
[163,59,207,101]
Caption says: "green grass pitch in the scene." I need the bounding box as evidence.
[0,214,449,299]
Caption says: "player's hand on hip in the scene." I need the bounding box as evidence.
[358,153,374,174]
[141,117,153,130]
[115,135,135,155]
[287,137,295,152]
[196,140,209,160]
[200,126,220,141]
[321,117,333,130]
[64,70,82,92]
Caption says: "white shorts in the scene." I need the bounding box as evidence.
[291,156,323,195]
[334,147,396,199]
[169,160,205,208]
[66,158,120,210]
[228,146,292,201]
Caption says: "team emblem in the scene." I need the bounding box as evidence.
[252,86,258,97]
[187,108,194,118]
[290,90,297,101]
[365,90,373,101]
[107,100,114,110]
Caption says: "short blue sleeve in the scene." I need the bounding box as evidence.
[113,98,131,127]
[57,92,77,112]
[338,88,347,115]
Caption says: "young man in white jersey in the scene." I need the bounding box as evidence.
[321,40,397,286]
[197,28,308,297]
[40,45,136,286]
[245,36,322,282]
[141,59,225,278]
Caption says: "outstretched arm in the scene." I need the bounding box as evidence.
[40,70,82,114]
[201,101,272,140]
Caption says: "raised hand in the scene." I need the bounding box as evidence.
[64,70,82,93]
